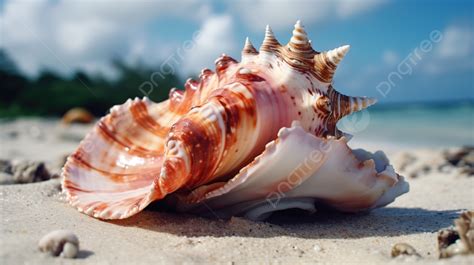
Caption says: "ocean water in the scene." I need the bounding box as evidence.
[338,100,474,149]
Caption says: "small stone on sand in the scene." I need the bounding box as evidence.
[438,211,474,258]
[391,243,420,258]
[38,230,79,259]
[0,159,52,184]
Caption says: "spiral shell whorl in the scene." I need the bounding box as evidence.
[243,37,258,55]
[288,20,313,57]
[260,25,280,52]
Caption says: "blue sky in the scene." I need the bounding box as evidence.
[1,0,473,103]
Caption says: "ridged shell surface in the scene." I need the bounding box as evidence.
[62,21,408,220]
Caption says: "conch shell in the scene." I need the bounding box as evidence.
[62,21,409,220]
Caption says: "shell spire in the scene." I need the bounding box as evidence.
[288,20,313,56]
[260,25,280,52]
[327,45,350,65]
[242,37,258,55]
[313,45,350,83]
[329,88,377,118]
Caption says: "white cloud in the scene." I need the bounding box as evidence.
[0,0,386,79]
[0,0,211,78]
[336,0,387,18]
[436,26,473,59]
[57,19,121,56]
[341,24,474,97]
[422,25,474,74]
[231,0,386,31]
[382,50,400,66]
[182,15,237,75]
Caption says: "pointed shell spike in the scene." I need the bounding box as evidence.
[331,90,377,118]
[349,96,377,113]
[313,45,350,83]
[289,20,311,51]
[286,20,314,61]
[265,25,274,39]
[327,45,350,65]
[243,37,258,55]
[260,25,280,52]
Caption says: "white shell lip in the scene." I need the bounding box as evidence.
[174,123,409,220]
[372,172,409,209]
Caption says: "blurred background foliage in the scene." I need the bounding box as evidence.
[0,49,181,118]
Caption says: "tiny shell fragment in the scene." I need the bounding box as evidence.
[438,211,474,258]
[38,230,79,258]
[391,243,421,258]
[62,107,94,124]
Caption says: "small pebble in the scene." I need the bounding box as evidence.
[13,160,51,183]
[391,243,421,258]
[0,160,52,184]
[313,244,322,252]
[62,107,94,124]
[61,242,79,258]
[438,211,474,258]
[443,146,474,176]
[38,230,79,258]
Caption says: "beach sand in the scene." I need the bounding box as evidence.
[0,118,473,264]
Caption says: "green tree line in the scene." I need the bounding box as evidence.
[0,50,181,117]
